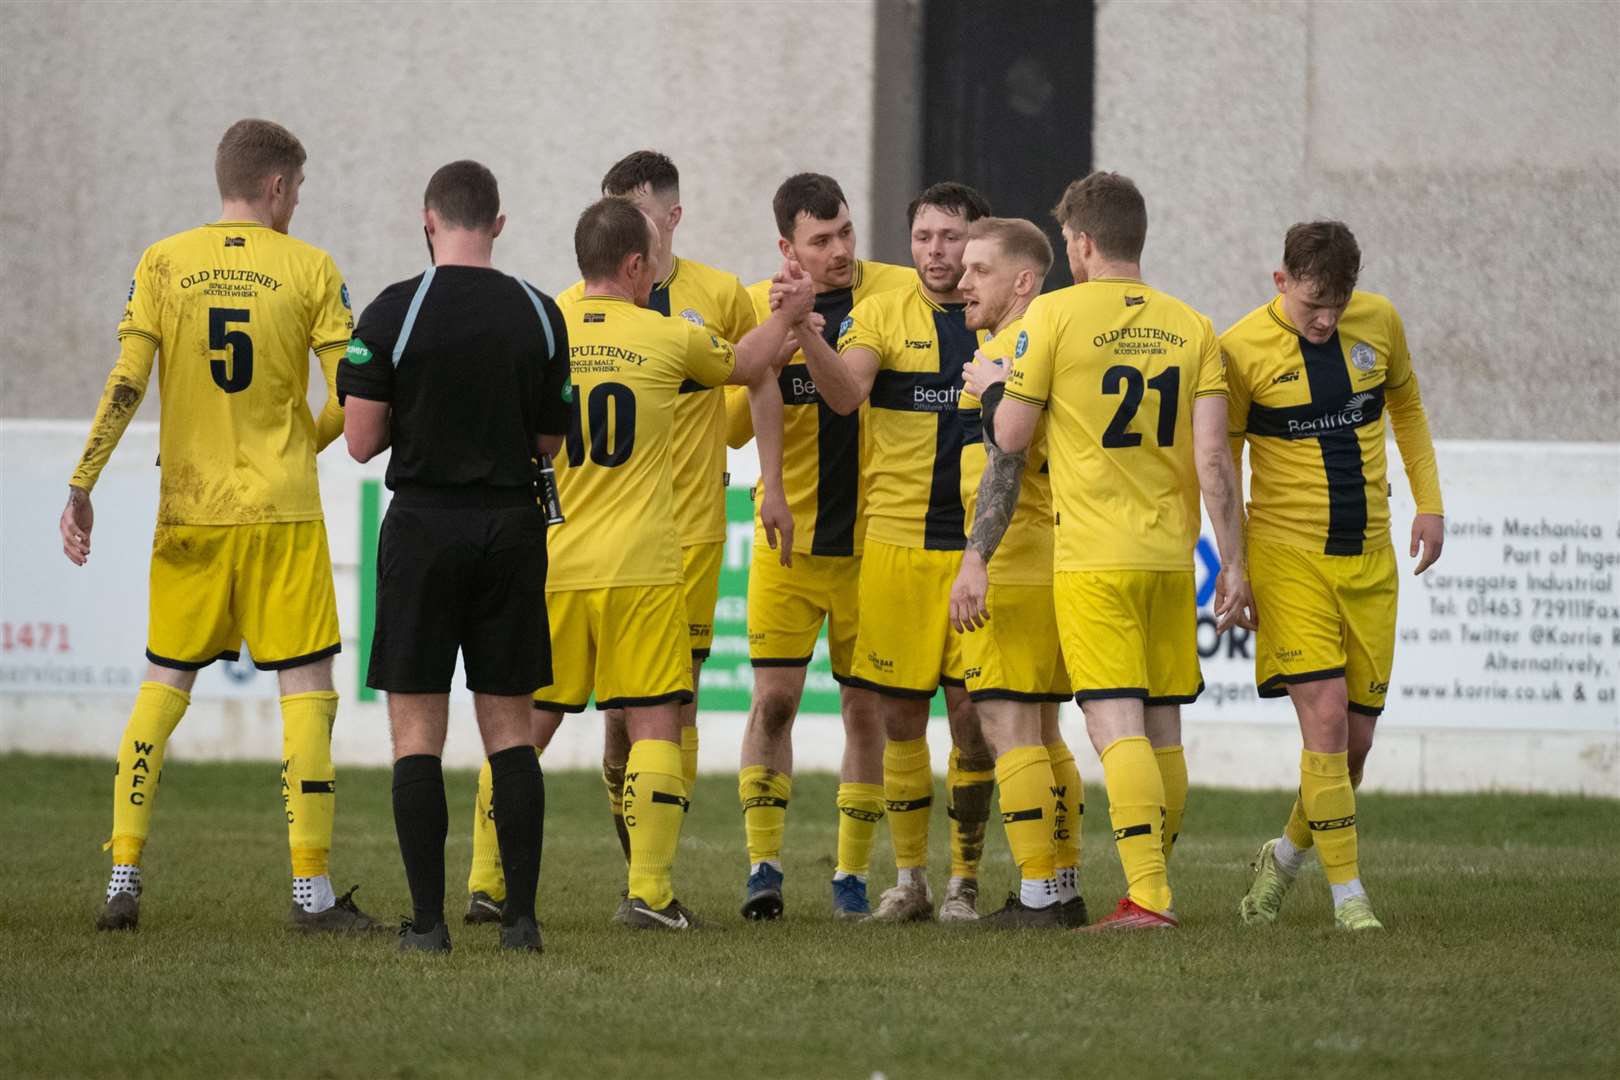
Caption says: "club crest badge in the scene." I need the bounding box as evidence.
[680,307,705,326]
[1350,342,1376,371]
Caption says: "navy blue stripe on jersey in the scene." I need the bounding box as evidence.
[1243,343,1385,553]
[866,305,973,550]
[392,267,437,366]
[960,406,984,446]
[808,287,860,556]
[926,305,974,549]
[1302,333,1368,555]
[777,364,819,405]
[1243,383,1385,440]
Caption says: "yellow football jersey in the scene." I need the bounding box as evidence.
[838,282,988,551]
[743,260,916,556]
[1222,292,1443,554]
[71,222,352,525]
[1005,277,1226,572]
[549,294,736,590]
[723,384,753,449]
[959,314,1055,586]
[559,256,756,547]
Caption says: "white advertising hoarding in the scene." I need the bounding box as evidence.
[2,421,1615,792]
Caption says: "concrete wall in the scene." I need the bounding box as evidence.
[0,0,880,418]
[1093,0,1620,441]
[9,0,1613,440]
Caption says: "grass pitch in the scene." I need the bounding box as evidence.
[1,753,1616,1079]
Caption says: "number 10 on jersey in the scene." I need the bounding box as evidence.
[564,381,637,467]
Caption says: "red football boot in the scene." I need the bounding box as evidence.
[1076,896,1179,932]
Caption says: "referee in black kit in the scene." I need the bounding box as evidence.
[339,160,569,954]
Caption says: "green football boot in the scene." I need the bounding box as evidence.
[1334,895,1385,931]
[1238,838,1297,926]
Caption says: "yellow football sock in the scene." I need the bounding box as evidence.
[1283,763,1363,851]
[947,746,996,880]
[883,738,933,869]
[1046,740,1082,872]
[679,725,699,806]
[107,682,190,865]
[1100,735,1171,913]
[624,739,687,909]
[280,691,338,878]
[994,746,1057,881]
[1300,749,1359,886]
[603,756,631,863]
[738,765,792,865]
[467,757,505,901]
[1155,744,1188,864]
[835,782,885,877]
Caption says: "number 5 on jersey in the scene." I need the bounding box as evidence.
[565,381,637,467]
[209,307,253,392]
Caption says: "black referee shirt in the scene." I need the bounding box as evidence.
[338,266,570,493]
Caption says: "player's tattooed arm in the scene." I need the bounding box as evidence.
[951,442,1026,632]
[967,442,1027,564]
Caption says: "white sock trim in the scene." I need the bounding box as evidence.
[1273,834,1308,875]
[1020,877,1059,909]
[107,864,141,902]
[1331,879,1367,907]
[293,874,336,913]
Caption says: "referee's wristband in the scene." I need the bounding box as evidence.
[980,382,1008,449]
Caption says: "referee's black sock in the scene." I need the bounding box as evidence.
[392,754,448,931]
[488,745,545,927]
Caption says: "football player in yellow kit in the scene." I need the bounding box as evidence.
[948,217,1087,928]
[61,119,380,933]
[986,172,1255,930]
[735,174,916,921]
[537,198,811,929]
[462,151,762,925]
[784,181,999,923]
[1227,222,1444,931]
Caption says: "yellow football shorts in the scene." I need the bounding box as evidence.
[746,547,861,679]
[1249,537,1398,716]
[849,538,966,698]
[147,520,339,670]
[1055,570,1203,705]
[682,541,723,660]
[960,582,1071,703]
[532,584,692,712]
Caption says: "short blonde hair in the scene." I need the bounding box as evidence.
[967,216,1054,277]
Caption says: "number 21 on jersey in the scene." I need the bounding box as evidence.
[1101,364,1178,448]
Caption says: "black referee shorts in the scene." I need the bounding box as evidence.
[368,488,551,695]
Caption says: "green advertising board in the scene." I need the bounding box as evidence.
[700,487,844,713]
[358,481,943,715]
